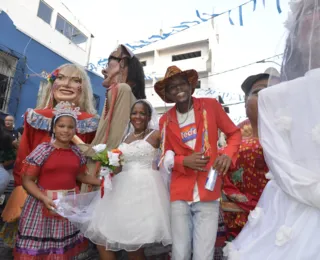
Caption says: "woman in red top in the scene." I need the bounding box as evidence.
[222,76,269,241]
[14,102,100,259]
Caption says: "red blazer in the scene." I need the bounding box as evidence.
[159,97,241,202]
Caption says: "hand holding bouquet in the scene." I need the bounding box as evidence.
[91,144,124,197]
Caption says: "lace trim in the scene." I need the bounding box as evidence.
[26,109,99,134]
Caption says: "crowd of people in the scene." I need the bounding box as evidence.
[0,0,319,259]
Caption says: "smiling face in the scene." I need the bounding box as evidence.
[165,76,191,104]
[53,116,76,144]
[130,102,151,132]
[52,66,82,105]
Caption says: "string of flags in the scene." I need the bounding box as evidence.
[125,0,281,51]
[87,0,282,73]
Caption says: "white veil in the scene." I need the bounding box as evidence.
[122,99,159,139]
[258,0,320,209]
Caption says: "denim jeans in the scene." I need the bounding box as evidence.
[171,200,220,260]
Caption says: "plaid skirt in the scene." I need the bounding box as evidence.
[14,195,89,260]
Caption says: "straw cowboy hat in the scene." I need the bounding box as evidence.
[154,65,198,103]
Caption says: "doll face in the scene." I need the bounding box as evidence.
[101,58,128,88]
[52,67,82,104]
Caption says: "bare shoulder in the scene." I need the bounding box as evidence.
[147,129,161,148]
[147,129,160,141]
[151,129,161,138]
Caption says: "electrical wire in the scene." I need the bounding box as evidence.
[199,53,283,79]
[21,38,46,79]
[146,54,284,80]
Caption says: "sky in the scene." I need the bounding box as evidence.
[61,0,291,122]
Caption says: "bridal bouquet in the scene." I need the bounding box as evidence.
[91,144,123,197]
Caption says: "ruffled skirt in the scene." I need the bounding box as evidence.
[56,167,172,252]
[14,195,89,259]
[224,180,320,260]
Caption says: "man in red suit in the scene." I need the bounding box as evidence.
[155,66,241,260]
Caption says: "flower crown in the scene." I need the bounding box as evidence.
[53,101,81,121]
[47,69,59,84]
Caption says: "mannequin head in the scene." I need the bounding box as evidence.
[37,64,96,114]
[101,44,146,99]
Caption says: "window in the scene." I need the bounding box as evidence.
[172,51,201,62]
[141,61,147,67]
[0,51,17,111]
[196,80,201,89]
[55,14,88,49]
[0,75,9,111]
[37,0,53,25]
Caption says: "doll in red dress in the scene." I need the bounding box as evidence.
[1,63,99,248]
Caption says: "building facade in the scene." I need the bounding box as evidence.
[0,0,104,127]
[134,22,244,120]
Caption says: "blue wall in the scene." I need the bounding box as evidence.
[0,12,104,127]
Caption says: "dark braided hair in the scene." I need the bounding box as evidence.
[127,56,146,99]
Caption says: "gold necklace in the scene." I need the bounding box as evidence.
[133,130,145,138]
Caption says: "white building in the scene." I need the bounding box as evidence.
[0,0,105,125]
[0,0,94,66]
[134,21,244,118]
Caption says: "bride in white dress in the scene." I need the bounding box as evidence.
[223,1,320,259]
[56,100,171,260]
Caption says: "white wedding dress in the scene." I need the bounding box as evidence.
[56,131,172,251]
[224,69,320,260]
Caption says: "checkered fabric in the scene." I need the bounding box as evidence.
[14,195,88,259]
[23,143,86,168]
[22,143,86,178]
